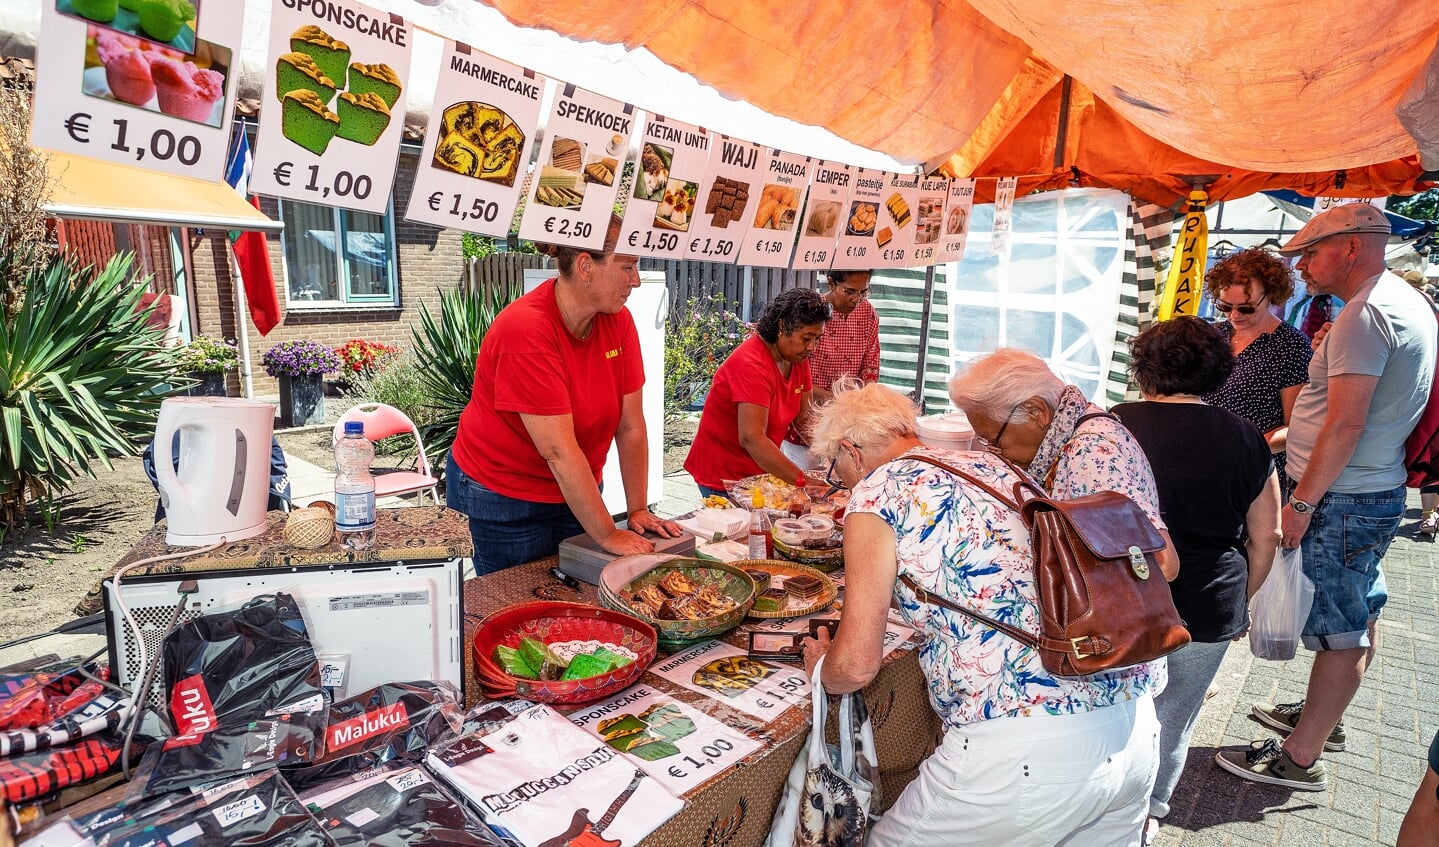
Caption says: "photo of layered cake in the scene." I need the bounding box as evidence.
[692,655,775,699]
[272,24,401,156]
[431,101,527,186]
[535,137,586,209]
[84,26,229,127]
[60,0,201,54]
[914,196,944,244]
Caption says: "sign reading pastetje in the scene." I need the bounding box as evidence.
[250,0,414,215]
[33,0,245,180]
[403,42,545,237]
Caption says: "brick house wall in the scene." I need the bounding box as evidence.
[188,149,469,397]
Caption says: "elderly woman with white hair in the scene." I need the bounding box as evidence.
[801,382,1162,847]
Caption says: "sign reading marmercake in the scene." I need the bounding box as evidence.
[517,83,635,250]
[403,42,544,236]
[618,114,712,260]
[908,175,951,267]
[736,149,810,269]
[831,167,887,271]
[872,170,921,269]
[933,177,975,265]
[249,0,413,214]
[33,0,245,179]
[791,160,855,271]
[681,134,765,263]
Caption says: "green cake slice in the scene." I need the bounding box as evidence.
[280,90,340,156]
[347,62,403,110]
[560,653,612,681]
[275,52,336,105]
[494,645,538,679]
[592,647,632,671]
[289,24,351,86]
[336,91,391,146]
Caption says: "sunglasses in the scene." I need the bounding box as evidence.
[1214,296,1267,315]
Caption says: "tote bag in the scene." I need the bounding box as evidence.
[765,655,880,847]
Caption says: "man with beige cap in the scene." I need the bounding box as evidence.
[1216,203,1437,790]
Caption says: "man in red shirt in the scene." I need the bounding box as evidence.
[784,270,880,465]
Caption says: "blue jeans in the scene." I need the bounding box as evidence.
[1149,639,1230,818]
[696,484,728,499]
[1294,482,1404,651]
[446,454,583,576]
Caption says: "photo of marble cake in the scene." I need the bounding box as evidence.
[274,51,336,104]
[289,24,350,89]
[280,89,339,155]
[347,61,401,109]
[431,101,527,186]
[335,90,391,146]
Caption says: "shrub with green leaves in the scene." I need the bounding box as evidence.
[0,248,180,537]
[339,352,433,456]
[664,294,750,431]
[175,335,239,373]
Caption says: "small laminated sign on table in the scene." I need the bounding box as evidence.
[646,639,810,721]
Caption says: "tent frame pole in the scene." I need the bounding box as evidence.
[915,264,936,414]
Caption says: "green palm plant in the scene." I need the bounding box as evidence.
[411,280,520,475]
[0,248,180,536]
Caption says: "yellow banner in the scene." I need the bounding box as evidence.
[1157,190,1209,320]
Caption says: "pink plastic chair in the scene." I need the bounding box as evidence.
[331,402,439,505]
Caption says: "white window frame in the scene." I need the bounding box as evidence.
[277,198,399,309]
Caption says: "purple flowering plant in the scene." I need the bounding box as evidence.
[261,339,341,378]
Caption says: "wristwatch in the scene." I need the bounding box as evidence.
[1290,497,1315,514]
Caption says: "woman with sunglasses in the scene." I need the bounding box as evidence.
[1200,248,1312,496]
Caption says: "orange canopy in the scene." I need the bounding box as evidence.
[482,0,1439,208]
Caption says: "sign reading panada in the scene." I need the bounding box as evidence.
[404,42,545,236]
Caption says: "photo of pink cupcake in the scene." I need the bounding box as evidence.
[94,30,154,106]
[84,24,230,127]
[148,53,223,122]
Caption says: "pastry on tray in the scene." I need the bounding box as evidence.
[783,573,825,600]
[753,587,788,613]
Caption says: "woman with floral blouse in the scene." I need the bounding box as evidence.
[802,382,1162,847]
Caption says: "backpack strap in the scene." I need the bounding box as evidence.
[896,573,1111,660]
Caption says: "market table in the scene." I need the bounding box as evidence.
[462,558,943,847]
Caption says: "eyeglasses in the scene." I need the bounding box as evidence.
[1214,296,1267,315]
[836,285,870,299]
[974,401,1027,452]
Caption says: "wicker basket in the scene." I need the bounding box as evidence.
[599,558,756,649]
[771,534,844,572]
[735,560,838,618]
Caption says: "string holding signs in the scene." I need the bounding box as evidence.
[907,175,951,267]
[33,0,246,179]
[873,171,921,269]
[403,42,545,237]
[517,83,635,250]
[737,149,810,269]
[250,0,414,214]
[933,178,976,265]
[831,168,887,270]
[683,135,766,263]
[619,114,713,260]
[791,161,855,271]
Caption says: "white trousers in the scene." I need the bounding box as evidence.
[870,694,1159,847]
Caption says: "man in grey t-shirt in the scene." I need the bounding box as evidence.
[1216,204,1437,792]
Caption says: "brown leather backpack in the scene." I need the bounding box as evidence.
[897,449,1190,677]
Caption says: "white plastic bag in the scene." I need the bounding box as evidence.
[1249,548,1315,661]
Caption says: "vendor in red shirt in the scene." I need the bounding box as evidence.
[684,288,831,497]
[447,215,679,574]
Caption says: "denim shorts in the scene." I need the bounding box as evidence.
[1295,483,1404,651]
[445,454,584,576]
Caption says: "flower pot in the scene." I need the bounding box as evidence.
[278,373,325,427]
[184,371,228,397]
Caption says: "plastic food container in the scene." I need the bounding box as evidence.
[799,515,835,539]
[772,518,809,546]
[916,412,976,452]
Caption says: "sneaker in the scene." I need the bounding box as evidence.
[1420,512,1439,536]
[1214,739,1328,790]
[1251,700,1346,751]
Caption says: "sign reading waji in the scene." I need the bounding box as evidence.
[619,114,712,260]
[518,83,635,250]
[873,171,921,269]
[933,178,975,265]
[403,42,544,236]
[831,167,887,271]
[682,135,765,263]
[250,0,414,214]
[908,175,951,267]
[791,161,854,271]
[737,149,810,269]
[33,0,245,179]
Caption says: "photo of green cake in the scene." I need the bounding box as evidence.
[347,62,402,110]
[281,89,340,156]
[134,0,194,43]
[336,91,391,146]
[70,0,119,24]
[289,25,351,89]
[275,52,336,105]
[640,702,697,742]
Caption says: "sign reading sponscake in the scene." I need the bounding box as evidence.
[518,83,635,251]
[403,42,545,236]
[250,0,414,214]
[791,161,855,271]
[33,0,246,179]
[737,149,810,269]
[619,114,713,260]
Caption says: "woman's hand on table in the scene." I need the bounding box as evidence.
[802,628,832,679]
[627,508,682,538]
[597,527,656,556]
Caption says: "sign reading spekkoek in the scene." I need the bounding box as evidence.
[831,167,887,271]
[791,160,854,271]
[620,114,712,260]
[682,135,766,263]
[873,171,921,269]
[934,178,975,265]
[404,42,545,236]
[908,175,951,267]
[250,0,414,214]
[34,0,245,179]
[737,149,810,269]
[518,83,635,251]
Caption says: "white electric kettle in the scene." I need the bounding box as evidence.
[153,397,275,546]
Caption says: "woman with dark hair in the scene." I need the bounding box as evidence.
[684,287,830,497]
[1113,316,1281,843]
[1202,248,1312,495]
[448,214,679,574]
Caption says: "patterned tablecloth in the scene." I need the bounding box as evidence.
[464,558,942,847]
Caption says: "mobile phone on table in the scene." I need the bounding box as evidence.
[748,631,804,663]
[808,618,840,640]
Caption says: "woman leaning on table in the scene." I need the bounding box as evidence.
[683,287,830,498]
[446,214,679,575]
[800,382,1161,847]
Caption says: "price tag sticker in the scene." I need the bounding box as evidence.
[32,0,247,180]
[618,113,713,260]
[403,42,545,236]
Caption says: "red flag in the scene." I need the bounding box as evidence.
[225,130,282,335]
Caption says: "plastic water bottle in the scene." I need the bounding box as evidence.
[334,421,376,550]
[748,488,772,559]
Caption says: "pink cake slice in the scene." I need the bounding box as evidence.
[95,32,154,106]
[148,55,224,122]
